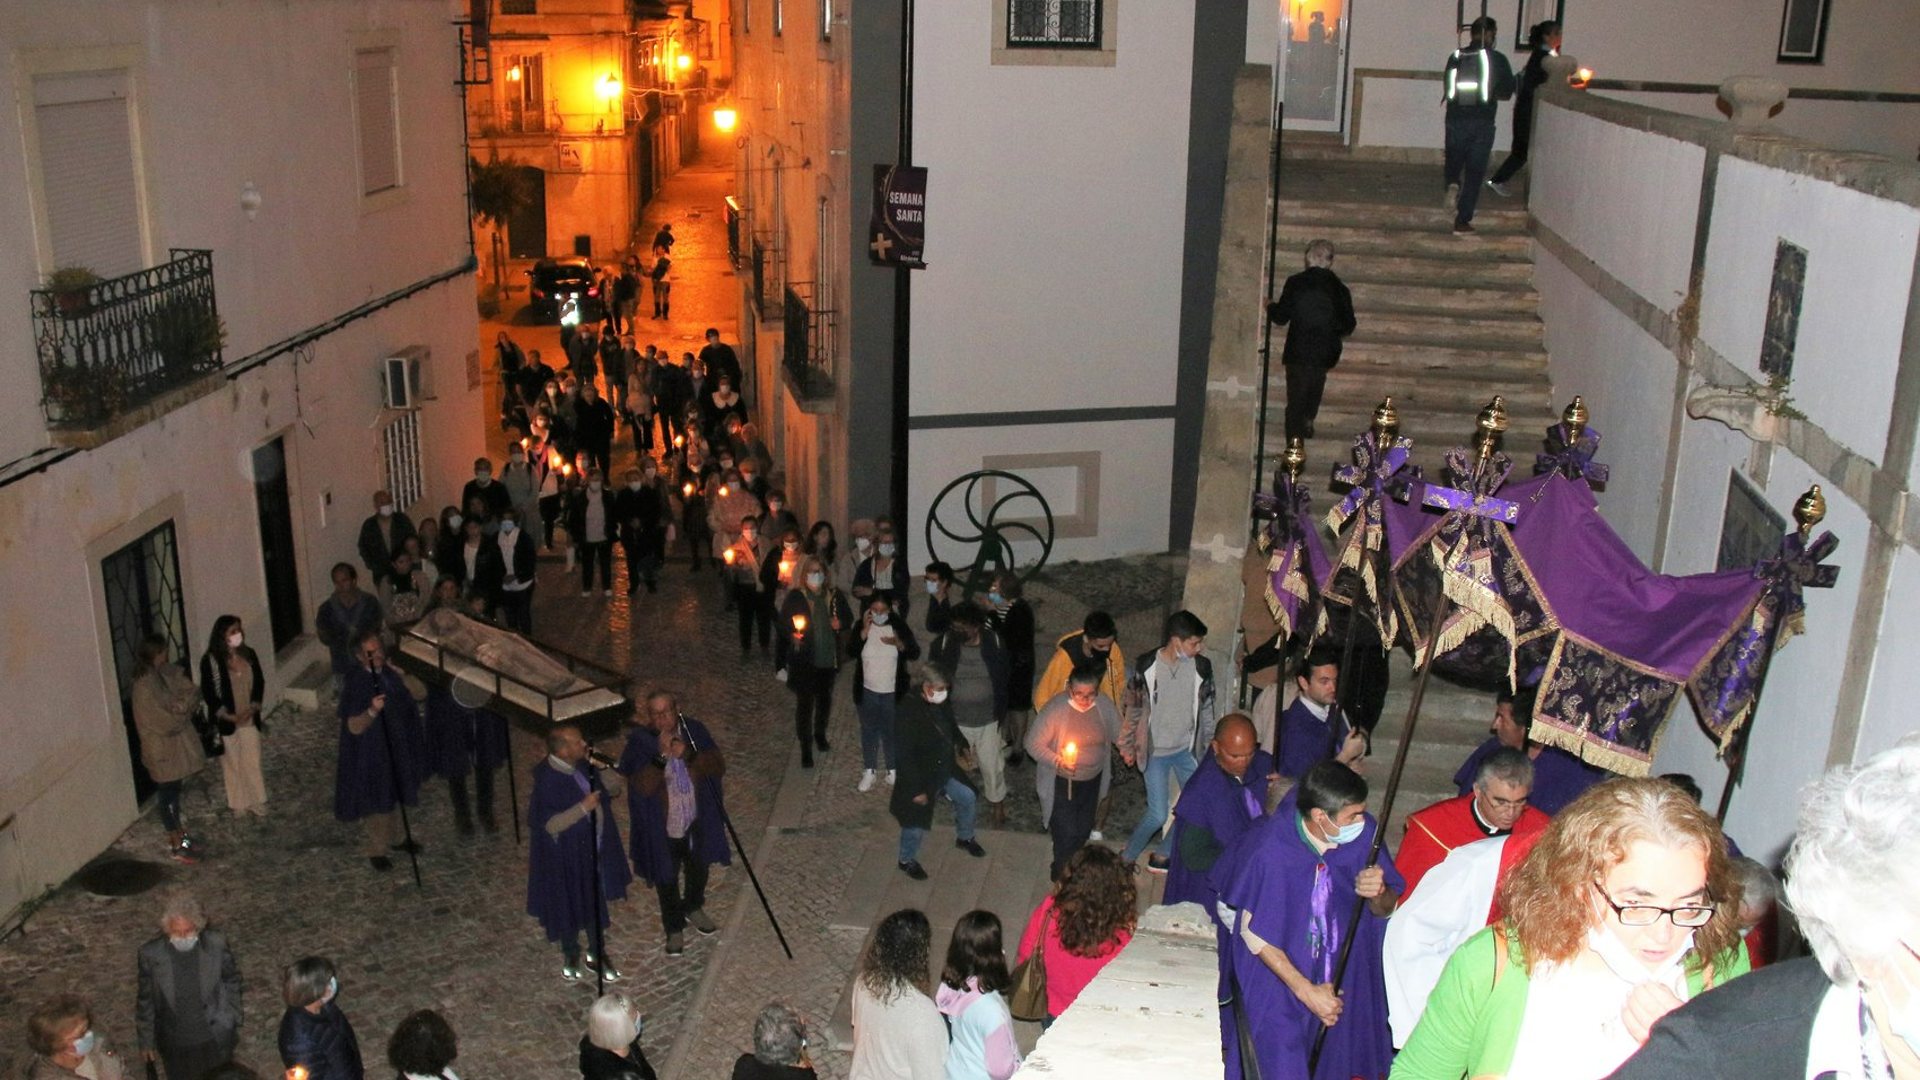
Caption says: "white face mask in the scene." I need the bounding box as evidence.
[928,689,950,704]
[768,502,783,513]
[226,632,244,650]
[871,612,889,626]
[855,537,872,552]
[448,514,462,529]
[925,580,940,595]
[475,472,491,483]
[170,934,199,952]
[71,1031,97,1058]
[878,543,896,557]
[377,503,394,517]
[1586,923,1694,982]
[806,573,825,588]
[501,520,518,533]
[627,481,642,492]
[1322,814,1364,846]
[1068,695,1095,713]
[324,976,339,1004]
[1880,951,1920,1060]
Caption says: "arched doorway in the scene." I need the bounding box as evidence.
[507,164,547,259]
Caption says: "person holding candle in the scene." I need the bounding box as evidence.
[276,957,363,1080]
[779,557,854,769]
[1027,668,1122,880]
[724,514,774,657]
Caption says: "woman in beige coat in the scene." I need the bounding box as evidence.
[130,634,206,862]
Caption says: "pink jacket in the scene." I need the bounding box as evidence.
[1015,895,1132,1018]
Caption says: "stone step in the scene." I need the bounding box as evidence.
[1278,223,1532,260]
[1337,336,1549,371]
[1271,373,1555,416]
[1335,251,1536,282]
[1280,198,1530,233]
[1311,353,1551,387]
[1354,308,1544,347]
[1347,279,1540,314]
[282,660,331,711]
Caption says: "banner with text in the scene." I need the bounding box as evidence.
[869,164,927,269]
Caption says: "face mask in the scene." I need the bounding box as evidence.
[879,543,896,557]
[475,472,491,483]
[926,580,940,595]
[768,501,783,513]
[855,537,872,551]
[720,460,734,471]
[1068,696,1095,713]
[807,573,825,588]
[871,612,889,626]
[449,514,462,529]
[1585,924,1694,982]
[1327,816,1365,846]
[378,504,394,517]
[627,481,642,492]
[784,542,800,554]
[325,976,339,1003]
[170,934,199,952]
[510,454,525,465]
[989,592,1005,606]
[226,633,243,650]
[71,1031,97,1058]
[501,520,517,533]
[928,689,950,704]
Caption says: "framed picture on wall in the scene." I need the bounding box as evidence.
[1513,0,1565,51]
[1777,0,1830,62]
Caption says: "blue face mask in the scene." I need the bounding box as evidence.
[71,1031,97,1058]
[325,976,338,1004]
[1327,816,1365,846]
[988,592,1004,606]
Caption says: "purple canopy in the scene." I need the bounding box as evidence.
[1258,477,1336,642]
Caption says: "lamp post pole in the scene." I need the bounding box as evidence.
[888,0,915,537]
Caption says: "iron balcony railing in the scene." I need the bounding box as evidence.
[782,284,833,401]
[32,248,225,432]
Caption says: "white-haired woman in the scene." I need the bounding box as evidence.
[731,1003,816,1079]
[579,994,658,1080]
[135,889,243,1080]
[1611,735,1920,1079]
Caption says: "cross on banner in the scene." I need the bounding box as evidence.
[870,233,893,258]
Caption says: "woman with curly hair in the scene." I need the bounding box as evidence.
[1016,844,1137,1024]
[1392,776,1751,1079]
[849,908,947,1080]
[386,1009,459,1080]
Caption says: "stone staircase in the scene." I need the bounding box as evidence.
[1263,192,1562,484]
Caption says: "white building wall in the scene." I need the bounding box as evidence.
[908,0,1196,558]
[0,0,479,901]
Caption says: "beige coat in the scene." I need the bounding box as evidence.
[131,666,206,784]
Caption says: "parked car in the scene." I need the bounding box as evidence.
[526,256,605,323]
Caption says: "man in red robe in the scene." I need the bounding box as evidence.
[1396,747,1547,899]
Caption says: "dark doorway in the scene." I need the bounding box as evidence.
[102,522,190,804]
[508,165,547,259]
[635,127,656,215]
[253,438,303,651]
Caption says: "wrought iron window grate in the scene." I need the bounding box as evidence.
[382,410,426,512]
[1007,0,1102,48]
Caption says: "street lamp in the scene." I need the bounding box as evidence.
[596,72,622,101]
[713,105,738,133]
[677,54,693,71]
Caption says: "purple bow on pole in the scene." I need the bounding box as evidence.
[1425,448,1521,536]
[1535,421,1611,485]
[1694,529,1841,744]
[1256,475,1324,639]
[1328,432,1414,530]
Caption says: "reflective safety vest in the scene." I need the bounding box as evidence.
[1445,48,1494,106]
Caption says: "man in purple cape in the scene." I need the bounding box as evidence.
[1451,686,1604,815]
[424,682,510,835]
[335,631,425,871]
[527,722,633,982]
[1165,713,1276,1077]
[618,690,732,956]
[1212,761,1403,1080]
[1276,648,1367,782]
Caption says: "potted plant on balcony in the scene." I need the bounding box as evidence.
[149,297,228,376]
[41,360,130,429]
[45,266,101,318]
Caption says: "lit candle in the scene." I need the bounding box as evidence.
[778,559,792,581]
[682,482,695,497]
[1061,741,1078,771]
[520,437,530,450]
[718,484,731,497]
[562,463,573,477]
[723,548,736,566]
[289,1069,310,1080]
[550,451,564,469]
[674,434,685,448]
[1572,67,1594,88]
[792,613,809,635]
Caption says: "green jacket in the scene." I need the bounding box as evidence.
[1391,925,1750,1079]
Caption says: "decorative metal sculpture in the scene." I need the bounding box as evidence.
[923,469,1055,596]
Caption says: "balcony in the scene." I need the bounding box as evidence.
[32,249,225,445]
[781,283,835,409]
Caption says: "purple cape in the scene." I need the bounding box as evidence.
[1452,735,1503,795]
[526,760,632,942]
[617,719,733,885]
[1211,793,1403,1080]
[334,664,424,822]
[1276,698,1352,782]
[1524,745,1607,816]
[1165,749,1274,910]
[424,684,509,779]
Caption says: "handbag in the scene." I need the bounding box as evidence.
[1007,908,1052,1022]
[192,702,226,759]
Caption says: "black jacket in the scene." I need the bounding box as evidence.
[356,512,415,576]
[777,588,855,684]
[988,600,1037,710]
[566,487,619,544]
[1608,957,1837,1080]
[850,617,922,703]
[1268,265,1357,369]
[200,647,266,732]
[578,1035,658,1080]
[575,397,617,452]
[278,1002,364,1080]
[889,695,973,830]
[461,478,513,521]
[613,481,670,541]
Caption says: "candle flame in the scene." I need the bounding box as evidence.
[674,434,685,448]
[723,548,736,565]
[682,482,695,497]
[792,614,808,632]
[718,485,730,497]
[562,463,573,476]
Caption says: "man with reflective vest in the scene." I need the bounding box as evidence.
[1441,16,1516,236]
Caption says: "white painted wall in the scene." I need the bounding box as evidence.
[907,0,1196,556]
[1698,156,1919,467]
[0,0,479,898]
[908,418,1176,564]
[1599,91,1920,161]
[1858,545,1920,762]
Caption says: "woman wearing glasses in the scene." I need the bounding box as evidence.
[1392,777,1750,1079]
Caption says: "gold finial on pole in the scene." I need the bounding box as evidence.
[1792,485,1827,538]
[1475,395,1510,463]
[1282,437,1307,484]
[1371,397,1399,440]
[1562,395,1589,441]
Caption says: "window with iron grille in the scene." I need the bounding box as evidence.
[1007,0,1102,48]
[382,410,425,512]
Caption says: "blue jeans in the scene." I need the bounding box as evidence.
[856,691,898,770]
[1123,749,1199,862]
[897,777,978,862]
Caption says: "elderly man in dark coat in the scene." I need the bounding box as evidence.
[889,665,984,882]
[528,722,633,982]
[136,889,243,1080]
[1266,239,1357,441]
[618,691,731,956]
[335,632,425,871]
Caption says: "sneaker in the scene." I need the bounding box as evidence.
[1146,854,1171,874]
[1443,182,1460,208]
[1453,223,1478,236]
[665,932,685,956]
[1487,180,1513,197]
[858,769,877,793]
[898,859,929,881]
[955,838,986,858]
[561,962,586,982]
[688,909,718,935]
[369,855,394,871]
[603,589,613,597]
[774,669,788,684]
[169,843,200,865]
[1089,830,1105,842]
[885,770,896,786]
[580,589,591,598]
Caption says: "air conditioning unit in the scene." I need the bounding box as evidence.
[381,346,433,409]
